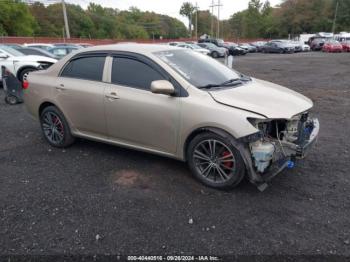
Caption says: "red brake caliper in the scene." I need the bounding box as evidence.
[53,116,64,134]
[222,151,233,168]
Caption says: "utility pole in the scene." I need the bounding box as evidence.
[195,2,198,39]
[189,12,192,38]
[209,1,223,38]
[62,0,70,39]
[216,0,223,38]
[332,0,339,34]
[210,0,214,37]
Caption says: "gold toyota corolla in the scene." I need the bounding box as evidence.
[24,44,319,191]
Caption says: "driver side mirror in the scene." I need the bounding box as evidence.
[0,53,9,59]
[151,80,175,96]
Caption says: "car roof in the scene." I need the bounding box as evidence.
[74,44,181,55]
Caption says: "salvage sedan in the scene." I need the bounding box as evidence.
[24,44,319,191]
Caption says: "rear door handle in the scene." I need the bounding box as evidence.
[105,92,119,100]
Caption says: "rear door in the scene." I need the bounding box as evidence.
[55,53,109,137]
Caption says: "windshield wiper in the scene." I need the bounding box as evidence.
[198,78,242,89]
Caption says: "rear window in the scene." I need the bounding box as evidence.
[61,56,105,81]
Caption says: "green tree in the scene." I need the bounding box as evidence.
[192,10,218,38]
[180,2,196,37]
[0,0,37,36]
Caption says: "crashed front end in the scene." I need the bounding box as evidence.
[243,112,319,191]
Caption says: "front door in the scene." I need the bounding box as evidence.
[104,55,180,154]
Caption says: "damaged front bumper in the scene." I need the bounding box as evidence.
[240,116,320,191]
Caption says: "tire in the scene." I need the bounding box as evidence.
[187,132,246,189]
[5,95,18,105]
[211,51,219,58]
[40,106,75,148]
[18,67,36,82]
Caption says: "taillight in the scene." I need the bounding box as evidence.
[22,80,29,89]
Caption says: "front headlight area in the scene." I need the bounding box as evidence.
[246,112,311,174]
[38,61,54,70]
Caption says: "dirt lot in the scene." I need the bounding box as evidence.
[0,52,349,260]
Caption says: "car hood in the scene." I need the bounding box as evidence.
[209,78,313,119]
[11,55,57,63]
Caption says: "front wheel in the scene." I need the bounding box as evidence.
[211,51,219,58]
[40,106,75,148]
[187,132,246,189]
[18,67,36,82]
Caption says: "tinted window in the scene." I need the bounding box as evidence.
[112,57,164,90]
[61,56,105,81]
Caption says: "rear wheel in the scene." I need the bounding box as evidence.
[187,132,245,189]
[40,106,75,148]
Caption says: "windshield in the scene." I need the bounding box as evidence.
[0,46,24,56]
[154,50,242,89]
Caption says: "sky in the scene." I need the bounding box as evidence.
[66,0,282,25]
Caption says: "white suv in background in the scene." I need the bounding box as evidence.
[0,45,57,82]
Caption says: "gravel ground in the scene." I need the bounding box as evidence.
[0,52,349,261]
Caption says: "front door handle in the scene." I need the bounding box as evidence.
[55,84,66,91]
[105,92,119,100]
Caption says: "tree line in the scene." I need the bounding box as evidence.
[182,0,350,39]
[1,0,350,40]
[0,1,187,39]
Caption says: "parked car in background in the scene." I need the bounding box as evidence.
[14,47,59,59]
[48,46,80,59]
[261,42,295,54]
[288,41,303,52]
[198,38,226,48]
[76,43,93,48]
[53,43,80,47]
[197,42,227,58]
[25,43,55,51]
[322,40,343,53]
[223,42,247,56]
[24,44,319,190]
[0,45,56,82]
[301,43,311,52]
[250,41,267,52]
[310,38,326,51]
[341,41,350,52]
[238,43,257,53]
[168,42,183,46]
[2,43,23,49]
[177,43,210,55]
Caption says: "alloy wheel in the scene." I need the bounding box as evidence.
[192,139,236,183]
[42,111,65,145]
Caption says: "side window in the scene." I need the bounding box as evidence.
[61,56,106,81]
[111,57,165,90]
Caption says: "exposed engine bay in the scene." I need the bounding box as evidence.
[248,112,318,174]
